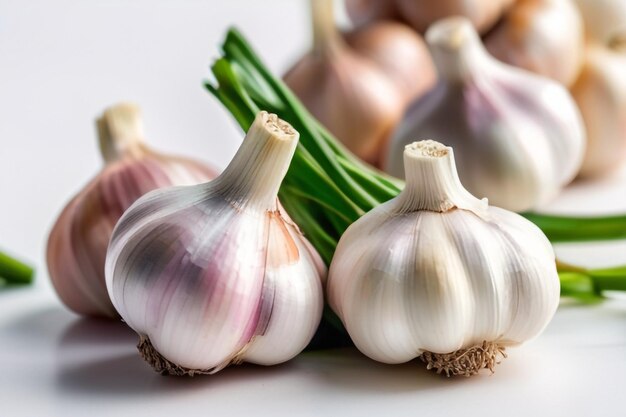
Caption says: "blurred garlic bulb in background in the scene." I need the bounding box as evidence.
[329,140,560,376]
[345,0,400,27]
[394,0,516,34]
[345,21,436,103]
[106,112,324,375]
[284,0,433,166]
[386,17,585,212]
[47,103,216,318]
[485,0,584,87]
[571,0,626,177]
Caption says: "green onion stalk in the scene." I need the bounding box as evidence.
[0,250,34,286]
[206,28,626,305]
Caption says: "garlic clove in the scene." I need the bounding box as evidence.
[485,0,585,87]
[47,103,216,318]
[106,112,325,375]
[394,0,517,34]
[571,45,626,177]
[345,21,437,104]
[385,17,585,212]
[329,140,560,376]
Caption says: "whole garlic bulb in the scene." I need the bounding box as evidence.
[47,103,216,318]
[485,0,584,87]
[106,112,325,375]
[385,17,585,212]
[571,0,626,177]
[329,140,560,376]
[285,0,432,166]
[394,0,516,34]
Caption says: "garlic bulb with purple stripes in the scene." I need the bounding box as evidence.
[105,112,325,375]
[47,103,216,318]
[385,17,585,212]
[329,140,560,377]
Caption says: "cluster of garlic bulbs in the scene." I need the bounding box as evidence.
[47,103,216,318]
[284,0,435,166]
[385,17,585,212]
[346,0,585,87]
[105,112,325,375]
[571,0,626,177]
[329,140,560,376]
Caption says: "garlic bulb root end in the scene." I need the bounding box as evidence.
[420,341,508,377]
[138,337,213,377]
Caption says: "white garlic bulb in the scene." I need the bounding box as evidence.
[47,103,216,318]
[386,17,585,212]
[106,112,325,375]
[329,140,560,377]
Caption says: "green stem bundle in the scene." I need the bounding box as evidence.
[206,27,626,302]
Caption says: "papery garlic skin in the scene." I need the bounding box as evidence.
[345,0,400,28]
[386,17,585,212]
[571,0,626,177]
[47,103,215,318]
[285,0,404,166]
[106,112,324,374]
[329,140,560,376]
[395,0,516,34]
[485,0,584,87]
[345,21,437,104]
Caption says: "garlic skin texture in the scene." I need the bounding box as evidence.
[386,17,585,212]
[285,0,434,166]
[329,140,560,376]
[571,0,626,177]
[47,103,215,318]
[345,0,400,27]
[395,0,516,34]
[105,112,324,375]
[345,21,437,104]
[485,0,584,87]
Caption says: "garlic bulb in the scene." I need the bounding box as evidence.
[47,103,216,318]
[394,0,516,34]
[105,112,325,375]
[285,0,417,166]
[345,0,400,28]
[570,0,626,177]
[385,17,585,212]
[485,0,584,87]
[329,140,560,376]
[345,21,437,103]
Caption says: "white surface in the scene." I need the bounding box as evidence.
[1,1,625,416]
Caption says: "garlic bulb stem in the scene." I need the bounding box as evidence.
[426,17,487,81]
[213,112,298,211]
[96,103,146,163]
[311,0,342,52]
[397,141,487,215]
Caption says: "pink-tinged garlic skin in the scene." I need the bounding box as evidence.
[386,17,585,212]
[394,0,517,34]
[572,46,626,177]
[345,21,437,105]
[485,0,584,87]
[105,112,325,373]
[345,0,400,27]
[46,104,216,318]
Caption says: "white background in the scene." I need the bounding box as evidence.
[1,1,625,416]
